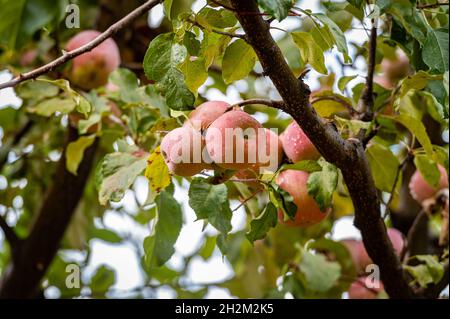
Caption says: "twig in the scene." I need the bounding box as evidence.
[0,0,163,90]
[208,64,263,77]
[384,153,412,219]
[310,95,359,117]
[187,18,246,40]
[232,189,263,212]
[229,99,284,109]
[417,1,449,9]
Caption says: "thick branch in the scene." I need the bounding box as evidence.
[0,127,98,298]
[0,216,20,250]
[230,0,414,298]
[0,0,162,91]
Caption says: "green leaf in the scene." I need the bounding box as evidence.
[385,114,434,159]
[98,152,147,205]
[291,32,327,74]
[188,178,232,234]
[307,161,338,211]
[143,33,195,110]
[0,0,26,48]
[109,68,141,103]
[268,182,297,220]
[200,32,232,69]
[28,97,77,116]
[90,228,123,244]
[197,7,237,28]
[65,135,96,176]
[222,39,257,84]
[78,113,101,135]
[414,155,440,188]
[246,203,277,243]
[405,255,445,288]
[143,190,182,268]
[180,57,208,95]
[257,0,294,21]
[422,29,449,73]
[338,75,357,93]
[299,249,341,292]
[90,265,116,296]
[314,13,351,63]
[183,31,200,56]
[366,143,401,193]
[347,0,363,8]
[400,71,443,98]
[16,80,59,100]
[281,160,322,173]
[199,236,217,260]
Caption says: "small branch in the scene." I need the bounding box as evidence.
[417,1,449,9]
[232,189,263,212]
[0,120,34,171]
[208,64,263,77]
[0,0,163,90]
[230,99,285,109]
[0,215,20,250]
[310,95,359,117]
[357,20,377,120]
[187,18,246,40]
[384,153,412,218]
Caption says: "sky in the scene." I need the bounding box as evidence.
[0,0,368,299]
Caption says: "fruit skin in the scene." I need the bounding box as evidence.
[348,276,384,299]
[205,110,263,170]
[381,51,410,82]
[374,75,395,90]
[409,164,449,203]
[342,228,406,273]
[160,126,212,177]
[276,170,329,227]
[184,101,230,131]
[280,121,320,163]
[66,30,121,90]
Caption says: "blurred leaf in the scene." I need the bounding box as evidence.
[400,71,443,97]
[337,75,357,93]
[188,178,232,234]
[307,161,338,211]
[366,143,400,193]
[246,203,278,243]
[292,32,327,74]
[199,236,217,260]
[183,31,200,56]
[197,7,237,28]
[145,146,171,194]
[90,265,116,297]
[299,249,341,292]
[90,228,122,244]
[405,255,444,288]
[65,134,96,175]
[28,97,76,116]
[222,39,257,84]
[414,155,440,188]
[143,190,182,268]
[314,13,351,63]
[257,0,293,21]
[281,160,322,173]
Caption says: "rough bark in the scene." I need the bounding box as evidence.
[230,0,414,298]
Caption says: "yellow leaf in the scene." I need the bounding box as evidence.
[145,146,171,194]
[332,191,354,218]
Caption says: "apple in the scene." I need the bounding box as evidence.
[205,110,263,170]
[342,228,406,273]
[348,276,384,299]
[275,169,330,227]
[184,101,230,131]
[409,164,449,203]
[280,120,320,163]
[160,126,212,176]
[66,30,121,90]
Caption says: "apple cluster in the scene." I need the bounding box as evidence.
[160,100,329,227]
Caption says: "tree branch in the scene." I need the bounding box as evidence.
[0,216,20,251]
[0,0,163,91]
[0,127,98,298]
[230,0,414,298]
[357,21,377,120]
[417,1,449,9]
[230,98,284,109]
